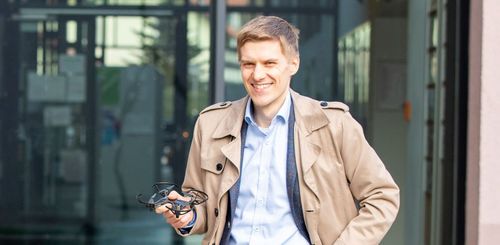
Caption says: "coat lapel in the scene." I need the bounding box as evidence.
[291,91,329,201]
[213,96,248,171]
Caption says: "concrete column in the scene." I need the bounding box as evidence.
[467,0,500,244]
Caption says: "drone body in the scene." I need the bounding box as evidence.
[136,182,208,218]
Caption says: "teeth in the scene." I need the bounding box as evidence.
[254,84,271,89]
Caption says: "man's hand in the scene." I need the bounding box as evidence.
[155,191,195,229]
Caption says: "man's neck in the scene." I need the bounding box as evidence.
[251,96,287,128]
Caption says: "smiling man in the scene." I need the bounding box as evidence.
[156,16,400,245]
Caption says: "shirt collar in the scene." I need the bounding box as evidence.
[244,90,291,127]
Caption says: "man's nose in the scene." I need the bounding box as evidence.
[252,64,266,80]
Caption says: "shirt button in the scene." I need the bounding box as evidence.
[214,208,219,217]
[254,227,260,232]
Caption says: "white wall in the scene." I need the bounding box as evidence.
[467,0,500,244]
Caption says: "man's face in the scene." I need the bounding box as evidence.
[239,39,299,114]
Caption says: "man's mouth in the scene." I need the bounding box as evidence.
[253,83,272,90]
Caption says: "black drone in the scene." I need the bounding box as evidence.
[136,182,208,218]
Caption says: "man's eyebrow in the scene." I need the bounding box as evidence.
[239,59,254,63]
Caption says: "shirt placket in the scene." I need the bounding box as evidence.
[249,129,272,243]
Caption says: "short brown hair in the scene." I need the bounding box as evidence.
[236,16,300,60]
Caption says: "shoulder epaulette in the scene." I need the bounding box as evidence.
[200,101,232,114]
[319,101,349,112]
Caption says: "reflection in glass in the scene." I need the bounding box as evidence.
[187,12,211,117]
[268,0,333,8]
[94,16,177,236]
[19,18,91,222]
[226,0,264,6]
[338,22,370,124]
[189,0,211,5]
[20,0,187,6]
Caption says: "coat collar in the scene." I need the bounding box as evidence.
[212,96,248,139]
[290,90,330,135]
[211,89,330,139]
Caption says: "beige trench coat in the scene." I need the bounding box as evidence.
[179,90,400,245]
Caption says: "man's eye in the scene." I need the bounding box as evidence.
[242,63,254,67]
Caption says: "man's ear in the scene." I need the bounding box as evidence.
[288,56,300,75]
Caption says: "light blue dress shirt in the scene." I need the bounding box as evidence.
[229,92,309,245]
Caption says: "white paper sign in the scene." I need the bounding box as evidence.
[59,54,85,74]
[44,106,71,127]
[27,73,67,102]
[66,75,86,102]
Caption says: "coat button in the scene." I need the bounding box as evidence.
[216,163,223,171]
[320,101,328,107]
[214,208,219,217]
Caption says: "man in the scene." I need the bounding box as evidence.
[156,15,399,245]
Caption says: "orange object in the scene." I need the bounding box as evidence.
[403,101,412,122]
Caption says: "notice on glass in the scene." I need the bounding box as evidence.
[59,54,85,74]
[44,106,72,127]
[66,75,86,102]
[27,73,66,102]
[59,149,87,183]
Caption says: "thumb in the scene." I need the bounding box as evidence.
[167,190,190,202]
[167,190,181,200]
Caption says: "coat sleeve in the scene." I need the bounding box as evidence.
[334,112,400,245]
[174,118,208,236]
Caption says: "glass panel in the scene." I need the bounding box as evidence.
[187,12,210,117]
[189,0,212,6]
[224,13,335,101]
[19,18,91,221]
[429,52,438,84]
[337,22,370,126]
[431,15,439,47]
[95,15,177,243]
[345,35,354,104]
[20,0,185,6]
[226,0,265,7]
[269,0,334,8]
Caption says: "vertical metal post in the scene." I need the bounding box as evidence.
[83,16,98,243]
[0,0,5,191]
[0,1,21,223]
[210,0,226,104]
[332,0,340,100]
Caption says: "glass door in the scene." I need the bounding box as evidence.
[8,10,193,243]
[18,15,95,222]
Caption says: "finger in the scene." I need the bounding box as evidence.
[166,210,193,228]
[155,204,169,214]
[170,212,192,228]
[167,190,181,200]
[165,213,185,228]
